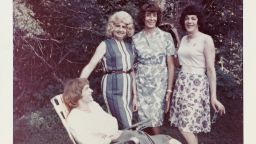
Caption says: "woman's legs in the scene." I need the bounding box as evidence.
[179,129,198,144]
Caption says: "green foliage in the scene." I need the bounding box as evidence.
[13,0,243,120]
[201,0,243,98]
[166,0,243,98]
[14,104,72,144]
[13,0,153,116]
[13,0,243,143]
[216,66,242,99]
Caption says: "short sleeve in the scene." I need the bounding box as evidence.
[165,32,176,56]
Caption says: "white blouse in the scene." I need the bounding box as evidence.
[67,101,119,144]
[178,34,207,69]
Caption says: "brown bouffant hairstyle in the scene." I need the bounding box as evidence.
[179,5,205,32]
[137,1,162,27]
[63,78,89,110]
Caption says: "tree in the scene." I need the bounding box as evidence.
[14,0,243,116]
[14,0,243,143]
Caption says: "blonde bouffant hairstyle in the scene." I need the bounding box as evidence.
[106,11,135,38]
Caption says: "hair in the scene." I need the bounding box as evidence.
[138,1,162,27]
[106,11,135,38]
[179,5,205,32]
[63,78,89,110]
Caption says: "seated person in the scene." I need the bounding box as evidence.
[63,78,181,144]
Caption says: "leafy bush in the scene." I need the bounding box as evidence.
[13,0,243,143]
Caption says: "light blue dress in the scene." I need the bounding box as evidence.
[132,28,175,127]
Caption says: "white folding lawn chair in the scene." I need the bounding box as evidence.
[51,94,153,144]
[51,94,77,144]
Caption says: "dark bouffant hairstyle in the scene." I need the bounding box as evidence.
[179,5,205,32]
[138,1,162,27]
[63,78,89,110]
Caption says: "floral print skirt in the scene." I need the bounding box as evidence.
[169,70,211,133]
[136,64,167,127]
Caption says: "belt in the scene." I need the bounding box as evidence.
[105,69,133,74]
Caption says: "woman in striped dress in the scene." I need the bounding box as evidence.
[80,11,137,129]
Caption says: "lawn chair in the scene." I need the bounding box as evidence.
[50,94,77,144]
[51,94,151,144]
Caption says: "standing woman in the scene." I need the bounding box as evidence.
[80,11,137,130]
[169,5,226,144]
[132,1,176,135]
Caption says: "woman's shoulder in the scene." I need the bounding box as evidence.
[157,27,169,35]
[103,38,113,43]
[67,108,81,124]
[90,101,101,107]
[68,108,81,117]
[180,35,188,42]
[199,33,212,40]
[98,39,109,48]
[200,33,214,44]
[156,28,174,41]
[132,31,143,40]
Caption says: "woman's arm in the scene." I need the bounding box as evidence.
[80,41,106,78]
[204,35,225,115]
[131,71,138,111]
[165,55,175,113]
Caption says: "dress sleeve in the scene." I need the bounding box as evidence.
[165,32,176,56]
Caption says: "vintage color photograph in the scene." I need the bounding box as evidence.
[12,0,243,144]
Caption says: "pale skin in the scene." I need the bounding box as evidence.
[80,22,138,111]
[178,15,226,144]
[164,56,175,114]
[143,11,176,134]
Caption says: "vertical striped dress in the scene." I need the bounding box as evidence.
[101,38,134,129]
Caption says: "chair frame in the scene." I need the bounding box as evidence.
[51,94,151,144]
[51,94,77,144]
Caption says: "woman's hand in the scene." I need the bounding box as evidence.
[211,99,226,115]
[164,94,171,113]
[132,98,138,112]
